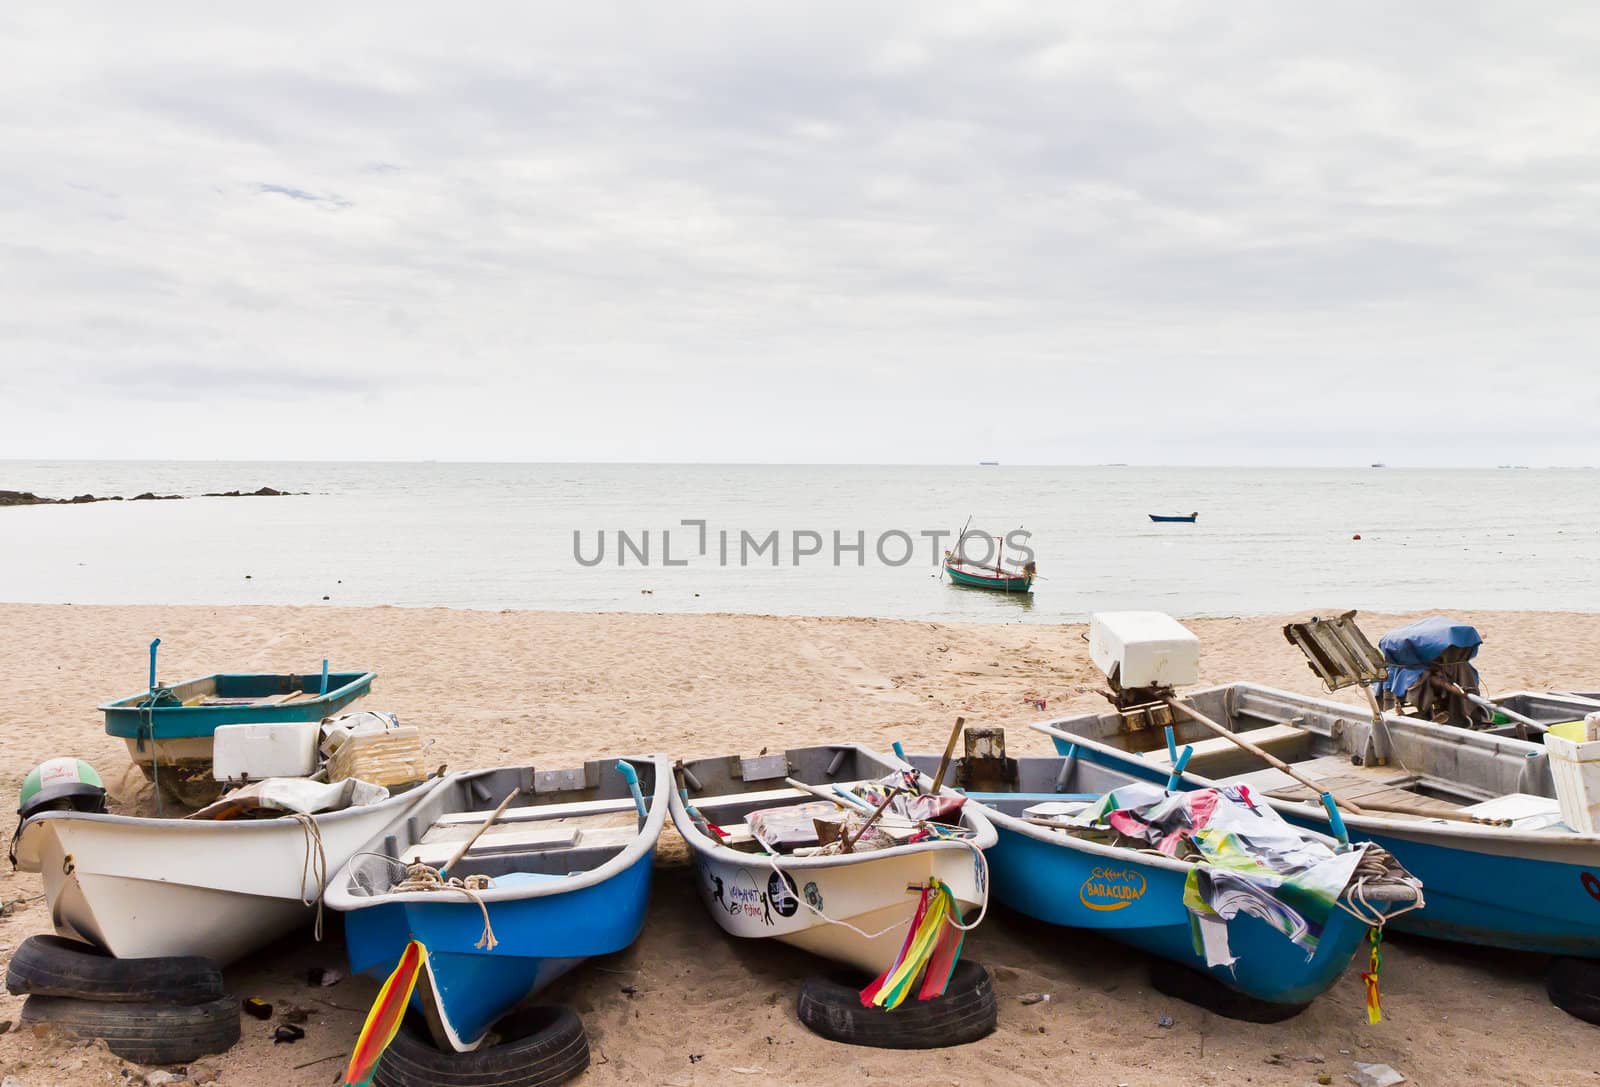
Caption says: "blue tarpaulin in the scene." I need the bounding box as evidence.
[1377,617,1482,700]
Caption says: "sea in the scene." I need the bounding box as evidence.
[1,461,1596,622]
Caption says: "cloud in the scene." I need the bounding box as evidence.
[0,2,1596,464]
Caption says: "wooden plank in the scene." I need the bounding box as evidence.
[1146,724,1306,768]
[433,796,636,827]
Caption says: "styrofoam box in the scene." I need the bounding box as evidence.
[1546,715,1600,834]
[1089,611,1200,689]
[212,721,321,781]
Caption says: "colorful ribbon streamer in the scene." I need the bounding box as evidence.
[342,940,427,1087]
[1360,926,1383,1024]
[859,878,965,1010]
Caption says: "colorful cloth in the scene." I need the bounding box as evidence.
[1085,782,1366,965]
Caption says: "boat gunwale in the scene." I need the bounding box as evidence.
[98,670,377,714]
[11,778,442,873]
[1029,682,1600,850]
[324,754,673,910]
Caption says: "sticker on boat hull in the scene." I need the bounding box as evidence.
[1582,872,1600,903]
[1079,865,1147,911]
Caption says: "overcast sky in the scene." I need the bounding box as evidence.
[2,3,1597,466]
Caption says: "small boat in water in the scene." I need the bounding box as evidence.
[670,744,995,978]
[326,757,670,1051]
[1035,683,1600,958]
[1148,512,1198,523]
[899,728,1421,1015]
[101,641,374,806]
[12,776,436,964]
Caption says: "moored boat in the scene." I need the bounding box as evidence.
[941,550,1035,593]
[1148,512,1198,523]
[1034,682,1600,958]
[11,776,436,964]
[898,728,1422,1014]
[325,756,671,1052]
[670,744,995,977]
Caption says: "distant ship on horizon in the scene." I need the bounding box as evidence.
[978,459,999,466]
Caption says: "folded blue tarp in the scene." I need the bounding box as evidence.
[1378,616,1482,700]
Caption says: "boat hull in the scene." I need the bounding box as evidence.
[984,819,1371,1005]
[1045,733,1600,958]
[687,841,988,975]
[945,566,1033,593]
[14,784,433,963]
[342,850,656,1050]
[1148,515,1197,523]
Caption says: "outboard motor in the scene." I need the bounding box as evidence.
[1377,617,1489,728]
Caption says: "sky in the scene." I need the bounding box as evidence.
[2,3,1598,466]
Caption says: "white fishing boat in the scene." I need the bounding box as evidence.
[669,744,996,975]
[11,777,439,964]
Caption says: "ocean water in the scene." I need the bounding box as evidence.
[1,461,1596,622]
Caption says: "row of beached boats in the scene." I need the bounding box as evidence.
[8,614,1600,1084]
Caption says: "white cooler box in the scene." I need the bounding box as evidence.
[212,721,321,781]
[1089,611,1201,689]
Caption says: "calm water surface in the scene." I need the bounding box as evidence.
[1,462,1595,621]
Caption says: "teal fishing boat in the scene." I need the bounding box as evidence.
[941,537,1035,593]
[100,640,374,805]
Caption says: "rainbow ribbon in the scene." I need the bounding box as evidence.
[859,878,965,1010]
[1360,926,1383,1025]
[342,940,427,1087]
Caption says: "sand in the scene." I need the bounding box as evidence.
[2,603,1597,1086]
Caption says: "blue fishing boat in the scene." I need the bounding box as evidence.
[1148,512,1198,523]
[1033,683,1600,958]
[100,640,374,805]
[325,756,670,1052]
[897,730,1421,1015]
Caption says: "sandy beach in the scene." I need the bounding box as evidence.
[2,602,1597,1086]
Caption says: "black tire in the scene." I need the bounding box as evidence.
[796,958,997,1049]
[5,935,224,1005]
[1148,958,1309,1023]
[374,1005,590,1087]
[1547,957,1600,1025]
[19,993,240,1063]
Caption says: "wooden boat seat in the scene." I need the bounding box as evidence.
[403,825,638,869]
[1261,771,1465,819]
[433,797,638,827]
[1146,724,1311,776]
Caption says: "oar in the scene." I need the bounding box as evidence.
[440,787,522,876]
[1165,700,1368,815]
[929,716,965,795]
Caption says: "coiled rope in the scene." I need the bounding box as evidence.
[351,851,499,950]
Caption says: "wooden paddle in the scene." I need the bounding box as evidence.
[1165,700,1369,815]
[441,786,523,874]
[929,716,965,795]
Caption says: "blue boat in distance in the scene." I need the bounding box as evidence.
[1149,512,1198,523]
[895,732,1421,1015]
[326,756,671,1051]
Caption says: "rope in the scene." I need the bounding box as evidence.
[1333,845,1426,928]
[748,829,990,940]
[352,851,499,950]
[290,813,328,941]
